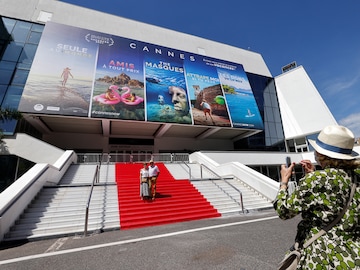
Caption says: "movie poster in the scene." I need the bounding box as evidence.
[91,37,145,120]
[144,51,192,124]
[19,21,264,131]
[217,66,264,129]
[18,22,99,116]
[185,58,231,127]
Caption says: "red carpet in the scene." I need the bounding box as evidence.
[115,163,220,229]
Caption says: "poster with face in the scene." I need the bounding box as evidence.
[144,50,192,124]
[19,21,263,132]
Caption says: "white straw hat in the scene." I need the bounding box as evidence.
[309,125,358,160]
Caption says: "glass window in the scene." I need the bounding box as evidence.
[0,18,44,136]
[18,43,37,65]
[11,21,31,43]
[0,26,11,42]
[16,62,32,70]
[2,85,23,109]
[1,17,16,35]
[0,119,17,135]
[2,41,23,62]
[31,23,44,33]
[0,84,7,103]
[0,61,16,85]
[11,69,29,85]
[27,31,42,44]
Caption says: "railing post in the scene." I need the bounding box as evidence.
[200,163,245,213]
[182,162,192,180]
[84,208,89,236]
[240,193,244,214]
[84,164,100,237]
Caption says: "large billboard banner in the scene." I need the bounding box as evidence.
[144,50,192,124]
[18,22,97,116]
[92,35,145,120]
[19,22,263,130]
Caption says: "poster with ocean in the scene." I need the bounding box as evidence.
[144,53,192,124]
[217,66,264,129]
[19,21,264,132]
[18,22,98,116]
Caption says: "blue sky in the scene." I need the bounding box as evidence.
[61,0,360,137]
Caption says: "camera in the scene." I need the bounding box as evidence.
[286,156,292,168]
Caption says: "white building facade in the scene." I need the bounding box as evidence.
[0,0,337,155]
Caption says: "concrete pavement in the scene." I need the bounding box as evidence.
[0,209,301,270]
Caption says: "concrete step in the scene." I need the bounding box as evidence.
[5,220,120,241]
[14,212,119,229]
[191,179,272,214]
[3,164,120,242]
[4,164,273,242]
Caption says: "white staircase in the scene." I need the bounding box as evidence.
[3,163,273,242]
[3,164,120,241]
[191,178,273,215]
[165,163,274,215]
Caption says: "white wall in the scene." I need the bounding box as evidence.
[0,0,272,77]
[0,150,77,241]
[198,151,315,165]
[2,133,65,164]
[275,66,337,139]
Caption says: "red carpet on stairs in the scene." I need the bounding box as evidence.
[115,163,220,229]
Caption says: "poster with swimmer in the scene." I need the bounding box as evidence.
[217,66,264,129]
[19,21,263,131]
[91,36,145,121]
[18,21,99,116]
[184,58,231,127]
[144,53,192,124]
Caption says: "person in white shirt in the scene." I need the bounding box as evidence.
[148,160,160,200]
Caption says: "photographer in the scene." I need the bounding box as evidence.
[274,125,360,269]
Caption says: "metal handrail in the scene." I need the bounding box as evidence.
[200,163,245,213]
[181,162,192,180]
[84,163,100,236]
[77,153,190,164]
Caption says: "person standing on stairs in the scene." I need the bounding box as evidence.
[140,162,150,200]
[148,160,160,200]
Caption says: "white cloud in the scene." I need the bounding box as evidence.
[338,113,360,138]
[323,73,360,96]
